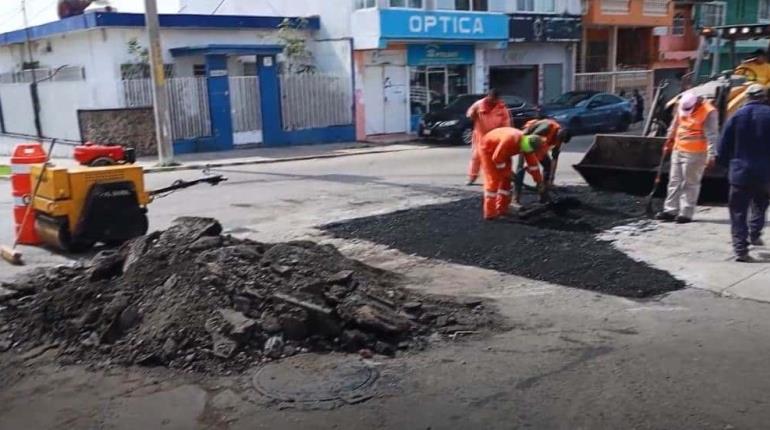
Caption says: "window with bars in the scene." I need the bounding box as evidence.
[672,13,686,36]
[436,0,488,10]
[514,0,554,12]
[389,0,423,8]
[643,0,668,16]
[699,2,725,27]
[601,0,629,14]
[355,0,377,9]
[760,0,770,22]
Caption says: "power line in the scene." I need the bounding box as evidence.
[211,0,227,14]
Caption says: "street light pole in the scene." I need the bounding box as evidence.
[143,0,174,166]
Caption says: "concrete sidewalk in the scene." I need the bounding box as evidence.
[0,137,429,176]
[602,206,770,302]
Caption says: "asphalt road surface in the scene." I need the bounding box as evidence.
[2,138,770,429]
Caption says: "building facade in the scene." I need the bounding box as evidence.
[351,0,581,136]
[693,0,770,79]
[185,0,581,139]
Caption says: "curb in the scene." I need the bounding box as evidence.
[143,145,428,174]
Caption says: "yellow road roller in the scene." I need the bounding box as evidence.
[29,163,225,252]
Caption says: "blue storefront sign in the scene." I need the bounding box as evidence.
[379,9,509,41]
[407,44,475,66]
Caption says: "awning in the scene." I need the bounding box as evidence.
[170,44,284,57]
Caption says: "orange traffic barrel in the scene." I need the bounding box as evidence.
[10,142,46,195]
[11,189,40,245]
[10,143,45,245]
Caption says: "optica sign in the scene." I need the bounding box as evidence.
[379,9,509,41]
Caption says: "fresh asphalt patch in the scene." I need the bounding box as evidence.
[324,186,685,299]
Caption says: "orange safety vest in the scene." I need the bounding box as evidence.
[674,101,715,153]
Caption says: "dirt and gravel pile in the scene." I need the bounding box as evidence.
[0,217,500,373]
[325,186,686,298]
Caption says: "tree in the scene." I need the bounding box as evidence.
[278,18,316,74]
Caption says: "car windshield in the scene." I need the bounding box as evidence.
[550,92,594,106]
[443,95,483,113]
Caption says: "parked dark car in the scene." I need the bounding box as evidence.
[418,94,540,145]
[540,91,634,134]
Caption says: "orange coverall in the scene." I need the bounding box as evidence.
[467,98,511,182]
[480,127,544,219]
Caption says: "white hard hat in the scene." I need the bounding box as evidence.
[679,92,699,116]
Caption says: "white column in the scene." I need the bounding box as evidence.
[609,25,619,92]
[474,46,486,93]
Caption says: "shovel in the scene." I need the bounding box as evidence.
[644,146,669,217]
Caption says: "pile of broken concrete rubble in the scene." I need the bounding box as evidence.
[0,217,499,373]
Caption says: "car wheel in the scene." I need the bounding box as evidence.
[461,127,473,145]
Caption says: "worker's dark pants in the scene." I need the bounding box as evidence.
[729,182,770,256]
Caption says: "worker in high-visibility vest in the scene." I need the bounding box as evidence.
[656,92,719,224]
[512,118,571,204]
[466,88,511,185]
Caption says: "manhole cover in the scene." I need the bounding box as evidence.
[252,353,379,406]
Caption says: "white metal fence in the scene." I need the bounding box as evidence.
[575,70,654,97]
[0,66,85,83]
[280,73,352,130]
[121,77,211,140]
[229,76,262,133]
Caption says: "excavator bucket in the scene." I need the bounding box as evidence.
[573,134,729,203]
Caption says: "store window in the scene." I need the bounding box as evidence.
[409,65,470,119]
[389,0,423,8]
[355,0,377,8]
[436,0,488,10]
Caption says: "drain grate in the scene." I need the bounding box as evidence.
[253,354,379,407]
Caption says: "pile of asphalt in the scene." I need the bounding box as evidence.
[324,186,685,298]
[0,218,501,373]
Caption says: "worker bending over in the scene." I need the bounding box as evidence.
[466,88,511,185]
[479,127,546,220]
[513,118,571,204]
[656,92,718,224]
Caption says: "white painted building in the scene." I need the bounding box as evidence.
[180,0,582,138]
[0,13,356,150]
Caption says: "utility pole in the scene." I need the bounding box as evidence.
[21,0,42,138]
[143,0,174,165]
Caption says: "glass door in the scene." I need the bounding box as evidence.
[409,65,471,131]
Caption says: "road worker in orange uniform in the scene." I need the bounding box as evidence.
[479,127,547,220]
[466,88,511,185]
[513,118,571,203]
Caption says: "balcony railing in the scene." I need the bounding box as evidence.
[601,0,629,14]
[643,0,668,16]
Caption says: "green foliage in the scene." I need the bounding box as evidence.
[277,18,316,74]
[127,38,149,64]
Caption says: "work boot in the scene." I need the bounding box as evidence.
[655,212,676,222]
[751,237,765,247]
[675,216,693,224]
[467,177,477,186]
[735,253,754,263]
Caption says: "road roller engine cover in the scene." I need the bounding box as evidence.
[29,163,226,252]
